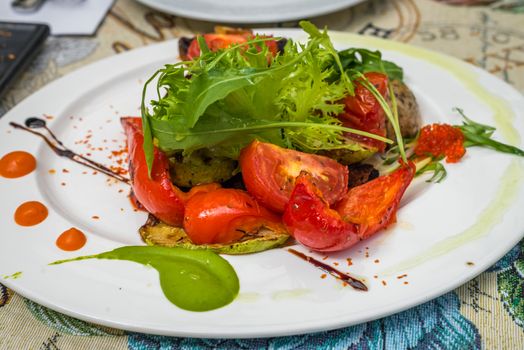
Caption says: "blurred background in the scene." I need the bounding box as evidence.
[1,0,524,117]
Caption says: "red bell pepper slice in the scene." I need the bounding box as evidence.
[283,163,415,252]
[121,117,220,227]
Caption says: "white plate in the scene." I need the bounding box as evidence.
[134,0,365,23]
[1,30,524,338]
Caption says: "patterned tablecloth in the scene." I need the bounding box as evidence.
[1,0,524,348]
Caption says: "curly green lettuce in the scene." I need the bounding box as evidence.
[141,21,403,175]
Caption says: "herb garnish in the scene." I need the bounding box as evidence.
[379,108,524,183]
[455,108,524,156]
[140,22,404,175]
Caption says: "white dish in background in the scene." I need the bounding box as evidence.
[1,30,523,338]
[134,0,365,23]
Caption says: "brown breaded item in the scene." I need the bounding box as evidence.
[386,79,421,140]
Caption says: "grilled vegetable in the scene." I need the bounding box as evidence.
[140,215,289,255]
[168,149,237,188]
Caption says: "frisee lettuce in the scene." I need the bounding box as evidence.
[141,21,400,175]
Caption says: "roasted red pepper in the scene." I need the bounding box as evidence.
[283,163,415,252]
[121,117,220,227]
[338,72,389,152]
[122,117,283,245]
[185,33,279,61]
[122,117,186,226]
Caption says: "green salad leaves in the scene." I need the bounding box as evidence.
[141,21,403,174]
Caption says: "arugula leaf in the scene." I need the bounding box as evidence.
[182,68,266,128]
[382,60,404,81]
[338,48,404,81]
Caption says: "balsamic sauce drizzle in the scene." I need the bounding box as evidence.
[10,117,130,184]
[288,248,368,291]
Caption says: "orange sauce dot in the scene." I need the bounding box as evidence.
[56,228,86,251]
[14,201,48,226]
[0,151,36,178]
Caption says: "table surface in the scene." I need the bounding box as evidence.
[1,0,524,349]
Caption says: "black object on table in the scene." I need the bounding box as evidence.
[0,22,49,98]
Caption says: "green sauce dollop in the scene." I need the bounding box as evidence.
[51,246,239,312]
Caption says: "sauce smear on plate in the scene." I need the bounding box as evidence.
[50,246,240,311]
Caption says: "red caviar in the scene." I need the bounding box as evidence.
[414,124,465,163]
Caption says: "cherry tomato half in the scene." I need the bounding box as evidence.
[239,140,349,213]
[183,188,282,245]
[338,72,389,152]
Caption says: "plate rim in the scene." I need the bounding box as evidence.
[1,29,523,338]
[133,0,366,23]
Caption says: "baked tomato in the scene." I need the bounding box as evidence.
[335,162,415,239]
[239,140,349,213]
[282,172,359,251]
[121,117,221,227]
[283,163,415,252]
[183,188,283,245]
[122,117,186,227]
[186,33,279,60]
[338,72,389,152]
